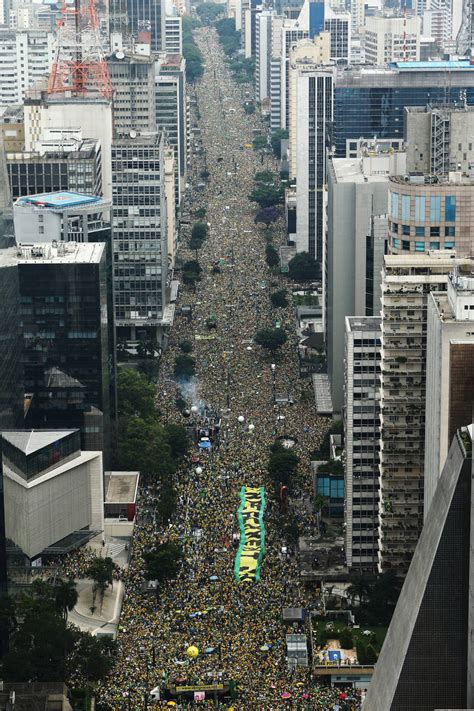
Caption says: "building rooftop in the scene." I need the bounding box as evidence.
[104,471,139,503]
[2,430,77,456]
[16,241,105,265]
[384,252,471,267]
[346,316,382,331]
[389,59,474,70]
[331,157,392,184]
[16,191,102,209]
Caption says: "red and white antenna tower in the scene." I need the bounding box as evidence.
[48,0,112,100]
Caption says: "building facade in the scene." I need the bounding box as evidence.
[344,316,381,570]
[108,50,157,136]
[126,0,165,51]
[255,10,273,105]
[17,241,113,459]
[424,266,474,513]
[364,15,421,64]
[0,29,54,106]
[111,132,169,342]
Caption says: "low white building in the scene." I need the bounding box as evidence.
[2,429,103,562]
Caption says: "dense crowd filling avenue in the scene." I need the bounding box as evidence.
[98,27,363,710]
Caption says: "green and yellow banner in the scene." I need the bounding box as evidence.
[234,486,266,583]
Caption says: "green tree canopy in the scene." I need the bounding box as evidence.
[255,328,288,352]
[165,423,189,460]
[270,289,288,308]
[174,354,196,379]
[288,251,320,281]
[252,135,267,152]
[265,243,279,268]
[267,450,299,486]
[249,184,284,209]
[191,222,208,241]
[144,543,184,584]
[118,416,175,480]
[117,369,157,420]
[254,170,275,184]
[182,259,202,286]
[196,2,223,24]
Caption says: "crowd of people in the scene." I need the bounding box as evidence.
[96,27,363,710]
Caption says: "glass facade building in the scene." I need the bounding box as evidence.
[17,242,112,461]
[126,0,163,51]
[334,62,474,156]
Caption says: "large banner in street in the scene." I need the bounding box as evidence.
[234,486,266,583]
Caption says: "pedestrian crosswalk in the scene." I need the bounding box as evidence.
[107,541,126,558]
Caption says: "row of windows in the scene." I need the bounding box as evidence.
[392,238,455,251]
[391,192,456,222]
[391,223,455,238]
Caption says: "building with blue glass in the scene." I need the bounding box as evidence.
[334,60,474,157]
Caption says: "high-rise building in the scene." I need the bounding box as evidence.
[24,95,113,200]
[344,316,381,571]
[16,240,114,460]
[388,175,474,256]
[324,5,351,64]
[126,0,165,51]
[365,423,474,711]
[405,104,474,177]
[0,29,54,106]
[13,191,111,244]
[164,14,182,54]
[378,252,474,575]
[364,15,421,64]
[107,50,157,136]
[7,131,103,199]
[326,146,406,412]
[333,59,474,157]
[424,265,474,513]
[155,53,187,207]
[111,132,171,344]
[255,10,273,106]
[287,62,333,261]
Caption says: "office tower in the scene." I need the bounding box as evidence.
[108,50,157,136]
[163,147,177,265]
[1,429,104,565]
[287,36,330,180]
[364,15,421,63]
[24,95,113,200]
[164,14,182,54]
[326,145,406,412]
[16,241,113,459]
[13,191,111,244]
[127,0,165,51]
[388,175,474,256]
[333,59,474,157]
[378,252,474,575]
[269,15,283,132]
[7,130,103,199]
[0,106,24,152]
[323,5,351,64]
[344,316,381,571]
[287,62,333,261]
[255,10,273,106]
[365,424,474,711]
[242,0,262,59]
[155,53,187,207]
[350,0,364,33]
[0,29,54,106]
[112,132,170,344]
[424,266,474,513]
[405,105,474,177]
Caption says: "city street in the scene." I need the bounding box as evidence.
[97,27,357,710]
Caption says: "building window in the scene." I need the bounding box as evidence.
[415,241,425,252]
[415,226,425,237]
[444,241,455,250]
[429,241,440,250]
[392,222,399,233]
[401,194,410,221]
[402,224,410,235]
[402,240,410,251]
[391,192,399,219]
[415,195,425,222]
[430,226,440,237]
[445,226,455,237]
[430,195,441,222]
[445,196,456,221]
[392,238,399,248]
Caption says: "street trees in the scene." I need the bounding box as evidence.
[252,135,267,152]
[88,557,115,615]
[270,289,288,308]
[194,207,206,219]
[196,2,223,24]
[288,251,320,281]
[268,450,299,487]
[182,259,202,286]
[215,18,241,56]
[174,354,196,379]
[254,170,275,184]
[265,244,279,268]
[255,206,279,227]
[255,328,288,352]
[54,578,78,620]
[191,222,208,241]
[183,18,204,81]
[144,543,184,585]
[248,184,284,209]
[118,417,175,480]
[117,369,157,420]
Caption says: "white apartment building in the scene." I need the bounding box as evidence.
[165,14,182,54]
[255,9,273,105]
[364,15,421,64]
[424,265,474,514]
[344,316,381,571]
[0,29,54,106]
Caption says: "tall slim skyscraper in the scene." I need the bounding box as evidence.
[126,0,165,51]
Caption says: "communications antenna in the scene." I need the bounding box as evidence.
[48,0,112,100]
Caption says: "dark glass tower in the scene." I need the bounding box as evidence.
[126,0,163,51]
